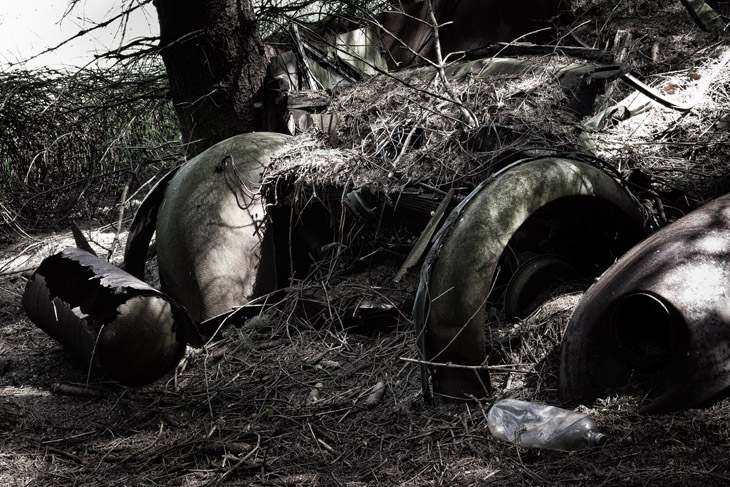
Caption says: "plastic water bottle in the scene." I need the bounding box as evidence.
[487,399,607,452]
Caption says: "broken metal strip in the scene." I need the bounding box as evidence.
[289,23,321,90]
[393,188,454,283]
[300,36,361,84]
[621,73,694,112]
[124,166,181,279]
[70,221,97,256]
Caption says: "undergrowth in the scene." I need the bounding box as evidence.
[0,61,182,234]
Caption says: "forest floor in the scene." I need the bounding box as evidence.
[3,1,730,485]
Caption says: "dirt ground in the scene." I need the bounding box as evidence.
[3,1,730,486]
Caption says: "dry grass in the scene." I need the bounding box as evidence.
[266,54,589,198]
[0,64,181,234]
[3,271,730,486]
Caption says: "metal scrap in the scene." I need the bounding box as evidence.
[561,192,730,413]
[23,247,199,387]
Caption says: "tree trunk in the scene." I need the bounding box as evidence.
[154,0,267,156]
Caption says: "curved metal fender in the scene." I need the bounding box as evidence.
[153,132,291,322]
[560,192,730,413]
[413,157,648,400]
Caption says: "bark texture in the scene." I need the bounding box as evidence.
[154,0,267,156]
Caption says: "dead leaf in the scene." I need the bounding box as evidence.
[662,83,679,94]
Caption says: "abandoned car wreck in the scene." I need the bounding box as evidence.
[18,0,730,455]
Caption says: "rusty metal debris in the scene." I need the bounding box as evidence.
[561,192,730,413]
[124,167,180,280]
[413,156,649,400]
[393,188,454,283]
[23,247,199,387]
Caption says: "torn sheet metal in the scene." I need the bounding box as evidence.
[124,166,180,280]
[560,193,730,413]
[621,73,694,112]
[23,247,199,387]
[394,188,454,283]
[413,156,649,400]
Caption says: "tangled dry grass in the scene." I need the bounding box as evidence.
[266,55,590,197]
[4,258,730,486]
[2,1,730,486]
[0,62,181,234]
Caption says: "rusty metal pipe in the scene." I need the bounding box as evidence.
[23,248,198,387]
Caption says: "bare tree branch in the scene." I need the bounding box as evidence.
[14,0,153,68]
[425,0,478,128]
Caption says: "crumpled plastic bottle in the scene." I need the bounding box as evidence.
[487,398,607,452]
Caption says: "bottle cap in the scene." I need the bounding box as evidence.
[588,431,607,446]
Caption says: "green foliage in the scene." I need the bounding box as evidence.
[0,62,182,232]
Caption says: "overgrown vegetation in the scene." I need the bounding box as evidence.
[0,0,393,240]
[2,0,730,485]
[0,62,182,234]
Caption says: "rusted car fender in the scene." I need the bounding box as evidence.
[23,248,198,387]
[125,132,291,322]
[561,192,730,413]
[413,157,648,400]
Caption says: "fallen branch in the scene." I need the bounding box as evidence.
[50,383,104,398]
[400,356,529,374]
[425,0,478,128]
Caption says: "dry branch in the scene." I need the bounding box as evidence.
[0,65,181,232]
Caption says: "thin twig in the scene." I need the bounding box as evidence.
[425,0,478,128]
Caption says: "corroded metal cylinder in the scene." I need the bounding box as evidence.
[23,247,198,387]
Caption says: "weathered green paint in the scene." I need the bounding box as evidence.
[421,158,647,399]
[155,132,291,322]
